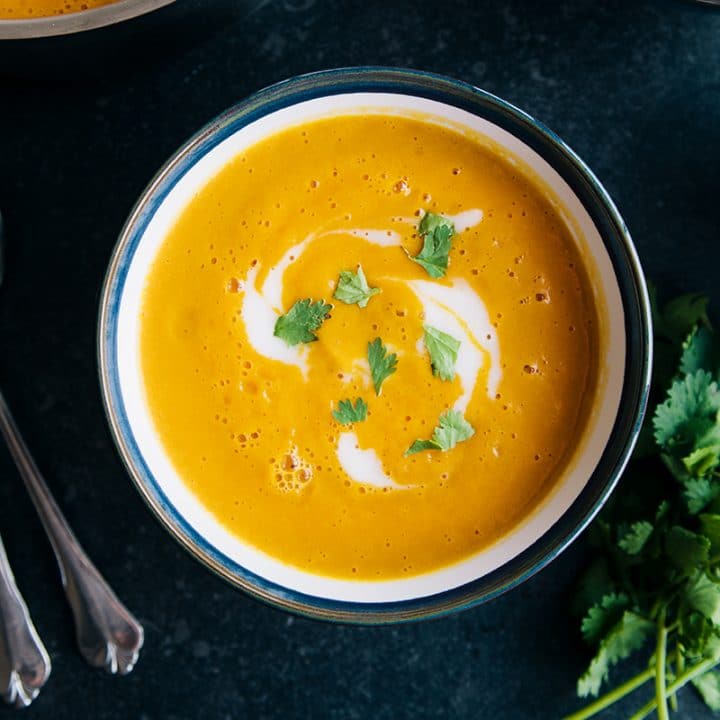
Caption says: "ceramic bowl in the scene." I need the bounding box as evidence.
[98,67,652,623]
[0,0,172,39]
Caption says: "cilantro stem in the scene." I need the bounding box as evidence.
[654,609,669,720]
[562,667,655,720]
[669,643,681,712]
[628,657,719,720]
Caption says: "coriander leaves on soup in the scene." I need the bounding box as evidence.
[423,325,461,382]
[274,298,333,346]
[332,398,368,425]
[405,410,475,456]
[408,212,456,278]
[333,265,381,308]
[367,337,398,396]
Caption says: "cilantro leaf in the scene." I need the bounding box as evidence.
[683,477,720,515]
[332,398,368,425]
[581,593,630,645]
[661,293,710,342]
[577,611,653,698]
[432,410,475,450]
[653,370,720,452]
[405,409,475,456]
[333,265,381,308]
[368,338,398,396]
[406,439,442,455]
[693,670,720,711]
[681,326,720,376]
[656,500,671,522]
[684,445,720,477]
[681,611,715,659]
[666,525,711,572]
[663,449,720,514]
[705,634,720,662]
[274,299,332,346]
[700,514,720,554]
[419,212,453,237]
[685,572,720,625]
[572,559,616,618]
[423,325,461,381]
[409,212,455,278]
[617,522,654,556]
[661,452,694,485]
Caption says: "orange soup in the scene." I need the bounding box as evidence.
[140,114,598,580]
[0,0,117,18]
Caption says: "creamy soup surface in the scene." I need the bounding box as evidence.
[140,113,599,580]
[0,0,117,18]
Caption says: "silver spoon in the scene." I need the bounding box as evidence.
[0,532,51,707]
[0,212,51,708]
[0,212,143,675]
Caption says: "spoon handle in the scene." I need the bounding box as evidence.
[0,388,143,674]
[0,533,51,707]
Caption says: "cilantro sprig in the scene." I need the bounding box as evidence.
[333,265,381,308]
[423,325,461,381]
[409,212,456,278]
[566,291,720,720]
[274,299,332,346]
[332,398,368,425]
[405,409,474,456]
[368,338,398,396]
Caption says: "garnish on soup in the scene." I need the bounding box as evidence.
[333,265,381,308]
[405,409,475,456]
[332,398,368,425]
[423,325,461,381]
[367,337,398,396]
[408,212,455,278]
[273,298,332,346]
[141,113,599,580]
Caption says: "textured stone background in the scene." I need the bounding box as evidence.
[0,0,718,717]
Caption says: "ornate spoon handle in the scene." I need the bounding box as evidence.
[0,388,143,674]
[0,533,51,707]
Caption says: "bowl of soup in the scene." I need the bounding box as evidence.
[0,0,172,38]
[98,67,652,622]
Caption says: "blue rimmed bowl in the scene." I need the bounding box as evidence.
[98,67,652,623]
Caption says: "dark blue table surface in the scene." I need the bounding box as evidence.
[0,0,718,717]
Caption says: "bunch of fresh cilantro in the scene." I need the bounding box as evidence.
[567,291,720,720]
